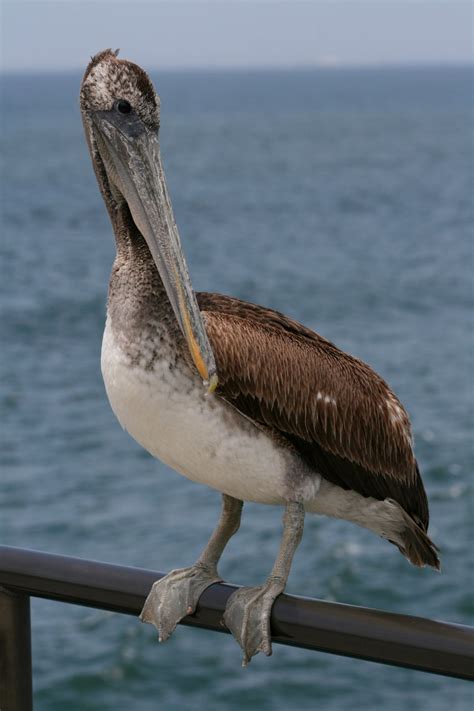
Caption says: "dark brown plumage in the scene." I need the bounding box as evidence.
[198,292,438,567]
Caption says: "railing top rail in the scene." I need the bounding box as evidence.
[0,545,472,680]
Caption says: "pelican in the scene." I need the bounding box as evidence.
[80,49,439,665]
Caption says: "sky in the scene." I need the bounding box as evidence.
[1,0,472,72]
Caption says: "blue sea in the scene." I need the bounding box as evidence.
[1,66,473,710]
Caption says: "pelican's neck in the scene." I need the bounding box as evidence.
[106,204,184,355]
[92,153,190,368]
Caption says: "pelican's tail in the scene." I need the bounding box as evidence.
[391,506,440,570]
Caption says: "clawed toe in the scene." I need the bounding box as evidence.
[140,564,221,642]
[223,580,284,665]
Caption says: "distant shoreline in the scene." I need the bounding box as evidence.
[1,62,473,78]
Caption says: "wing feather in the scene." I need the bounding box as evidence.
[197,292,429,528]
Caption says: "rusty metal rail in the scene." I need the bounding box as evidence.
[0,545,472,710]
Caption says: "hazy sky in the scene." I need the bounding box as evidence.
[1,0,472,72]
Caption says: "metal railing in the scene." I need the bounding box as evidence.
[0,545,472,710]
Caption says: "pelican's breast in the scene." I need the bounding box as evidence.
[101,317,311,505]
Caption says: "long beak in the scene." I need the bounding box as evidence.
[91,109,218,392]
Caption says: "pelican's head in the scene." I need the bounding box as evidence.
[80,49,217,391]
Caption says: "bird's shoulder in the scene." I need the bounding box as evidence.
[198,291,331,344]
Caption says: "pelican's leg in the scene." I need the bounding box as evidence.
[223,501,304,666]
[140,494,243,642]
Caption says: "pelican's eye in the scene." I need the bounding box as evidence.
[116,99,132,115]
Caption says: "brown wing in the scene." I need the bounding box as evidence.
[197,292,429,529]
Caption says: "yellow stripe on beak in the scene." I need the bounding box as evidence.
[177,283,218,393]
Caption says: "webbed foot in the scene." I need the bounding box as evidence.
[140,563,221,642]
[223,577,285,666]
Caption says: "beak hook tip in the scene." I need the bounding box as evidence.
[206,373,219,394]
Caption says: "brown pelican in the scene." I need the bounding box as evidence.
[80,49,439,665]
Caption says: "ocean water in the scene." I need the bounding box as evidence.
[1,66,473,710]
